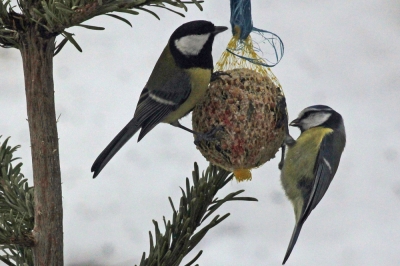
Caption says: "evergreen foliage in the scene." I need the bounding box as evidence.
[0,137,34,265]
[138,163,257,266]
[0,0,203,51]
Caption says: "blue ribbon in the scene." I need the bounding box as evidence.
[228,0,284,67]
[230,0,253,39]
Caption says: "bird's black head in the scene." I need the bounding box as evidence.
[290,105,344,133]
[169,20,228,69]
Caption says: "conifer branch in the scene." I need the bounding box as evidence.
[0,136,34,265]
[137,163,258,266]
[0,0,203,50]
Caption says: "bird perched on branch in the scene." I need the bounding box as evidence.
[91,20,228,178]
[280,105,346,264]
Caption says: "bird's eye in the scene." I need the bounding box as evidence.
[302,112,311,119]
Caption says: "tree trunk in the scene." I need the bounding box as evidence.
[20,28,64,265]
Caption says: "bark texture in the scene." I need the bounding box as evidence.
[20,29,64,265]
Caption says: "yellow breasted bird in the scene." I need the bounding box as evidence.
[91,20,228,178]
[280,105,346,264]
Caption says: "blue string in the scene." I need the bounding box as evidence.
[230,0,253,39]
[228,0,284,67]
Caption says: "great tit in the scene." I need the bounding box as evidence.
[280,105,346,264]
[91,20,228,178]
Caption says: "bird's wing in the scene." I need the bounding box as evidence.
[282,132,344,264]
[282,129,345,264]
[91,69,192,178]
[300,131,344,222]
[134,69,192,141]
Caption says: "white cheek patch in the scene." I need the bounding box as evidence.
[174,33,210,56]
[301,112,331,130]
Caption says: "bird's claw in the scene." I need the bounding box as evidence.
[210,71,231,82]
[278,135,296,170]
[278,160,284,170]
[284,134,296,146]
[194,126,224,146]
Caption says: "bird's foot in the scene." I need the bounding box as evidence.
[284,134,296,146]
[194,126,224,146]
[278,135,296,170]
[278,162,284,170]
[211,71,231,82]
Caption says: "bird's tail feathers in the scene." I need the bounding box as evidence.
[91,118,141,178]
[282,222,304,265]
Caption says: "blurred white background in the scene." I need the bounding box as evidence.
[1,0,399,265]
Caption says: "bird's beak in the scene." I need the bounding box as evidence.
[213,26,228,35]
[289,118,301,127]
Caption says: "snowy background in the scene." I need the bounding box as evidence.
[1,0,400,265]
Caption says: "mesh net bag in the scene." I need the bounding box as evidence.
[192,0,288,181]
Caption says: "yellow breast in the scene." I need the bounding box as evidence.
[281,126,333,216]
[284,127,333,178]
